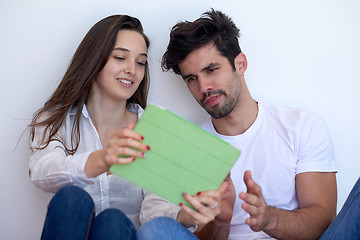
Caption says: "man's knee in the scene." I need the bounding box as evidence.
[138,217,197,240]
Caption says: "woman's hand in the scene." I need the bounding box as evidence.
[85,122,150,178]
[104,122,149,165]
[176,178,230,229]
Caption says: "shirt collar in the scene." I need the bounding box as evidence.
[68,103,143,119]
[68,105,90,118]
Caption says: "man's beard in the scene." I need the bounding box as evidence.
[199,89,239,119]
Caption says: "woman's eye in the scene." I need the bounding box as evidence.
[115,56,125,60]
[137,62,146,66]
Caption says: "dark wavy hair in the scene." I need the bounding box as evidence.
[162,9,241,75]
[29,15,150,155]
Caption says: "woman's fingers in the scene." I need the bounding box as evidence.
[179,191,222,225]
[179,200,211,225]
[105,122,150,165]
[126,122,136,130]
[112,123,143,141]
[110,137,149,153]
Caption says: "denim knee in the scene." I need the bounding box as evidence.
[50,185,94,211]
[41,185,95,240]
[137,217,198,240]
[89,208,136,240]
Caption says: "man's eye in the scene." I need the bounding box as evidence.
[186,77,196,83]
[208,67,218,73]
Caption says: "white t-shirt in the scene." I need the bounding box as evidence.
[201,102,337,240]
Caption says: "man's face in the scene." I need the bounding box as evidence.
[178,43,242,119]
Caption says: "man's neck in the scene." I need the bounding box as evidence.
[212,98,258,136]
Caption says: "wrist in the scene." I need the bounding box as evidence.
[188,224,199,233]
[176,209,199,232]
[176,209,193,228]
[214,211,233,225]
[213,217,231,228]
[262,205,277,232]
[85,149,108,178]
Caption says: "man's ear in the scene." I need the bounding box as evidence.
[234,52,247,74]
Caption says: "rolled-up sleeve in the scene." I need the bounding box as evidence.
[140,189,180,225]
[29,125,94,193]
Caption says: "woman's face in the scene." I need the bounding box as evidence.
[94,30,148,102]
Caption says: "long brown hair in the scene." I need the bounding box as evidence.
[29,15,150,155]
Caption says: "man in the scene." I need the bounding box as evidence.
[161,9,337,239]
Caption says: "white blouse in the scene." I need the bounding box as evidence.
[29,104,179,229]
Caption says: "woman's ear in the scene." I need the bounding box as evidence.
[234,52,247,74]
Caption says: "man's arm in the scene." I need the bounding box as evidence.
[239,170,337,240]
[194,174,236,240]
[195,219,230,240]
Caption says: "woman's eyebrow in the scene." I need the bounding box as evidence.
[113,47,147,58]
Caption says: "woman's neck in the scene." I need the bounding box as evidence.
[86,95,137,147]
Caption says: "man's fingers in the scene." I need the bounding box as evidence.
[242,202,258,216]
[218,179,229,194]
[244,170,253,186]
[243,170,262,196]
[246,217,257,227]
[247,180,262,196]
[239,192,258,206]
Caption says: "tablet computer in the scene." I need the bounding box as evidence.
[110,104,240,208]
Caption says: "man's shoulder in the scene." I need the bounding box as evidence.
[261,102,324,128]
[199,118,213,131]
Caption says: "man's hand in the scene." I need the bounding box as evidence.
[239,171,336,239]
[192,174,236,240]
[239,170,271,232]
[216,173,236,223]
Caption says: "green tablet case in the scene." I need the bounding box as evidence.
[110,104,240,208]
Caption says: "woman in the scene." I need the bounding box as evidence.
[29,15,223,239]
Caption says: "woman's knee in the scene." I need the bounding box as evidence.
[90,209,136,240]
[41,186,95,240]
[49,185,94,212]
[97,209,133,226]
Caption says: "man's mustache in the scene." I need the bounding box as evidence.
[200,90,226,105]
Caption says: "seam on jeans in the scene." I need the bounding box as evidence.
[86,208,95,239]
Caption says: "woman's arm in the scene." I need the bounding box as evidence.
[84,123,149,178]
[30,122,149,193]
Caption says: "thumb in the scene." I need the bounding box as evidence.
[219,178,229,194]
[243,170,254,190]
[126,122,136,130]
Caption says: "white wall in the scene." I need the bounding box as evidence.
[1,0,359,239]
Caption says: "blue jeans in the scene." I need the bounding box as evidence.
[41,185,198,240]
[320,177,360,240]
[137,217,198,240]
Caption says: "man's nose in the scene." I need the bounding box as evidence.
[198,77,212,93]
